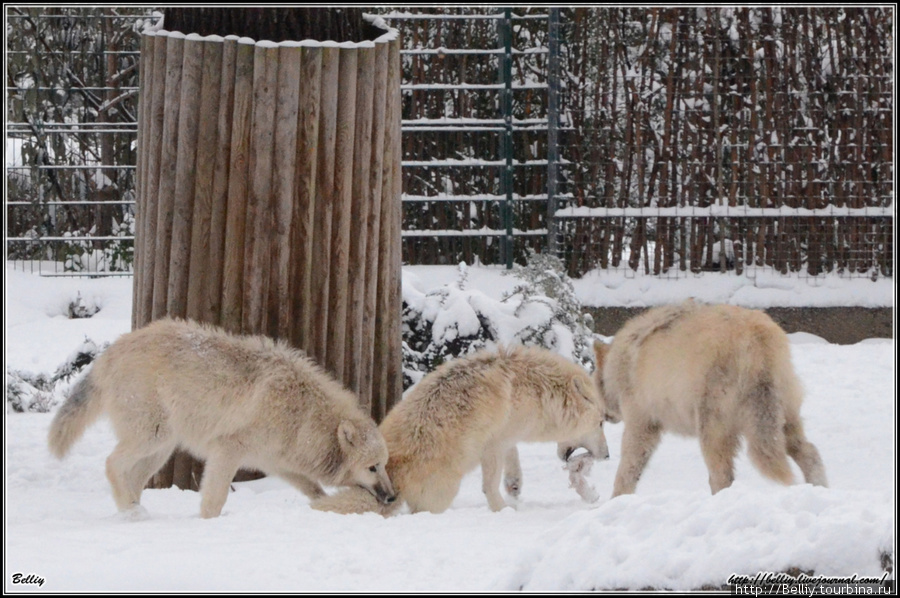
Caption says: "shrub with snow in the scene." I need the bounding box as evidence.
[402,256,595,390]
[6,339,104,413]
[502,250,595,369]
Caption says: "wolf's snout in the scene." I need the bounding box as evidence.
[366,476,396,505]
[375,488,396,505]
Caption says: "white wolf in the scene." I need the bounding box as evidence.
[313,345,608,515]
[594,300,828,497]
[48,318,395,518]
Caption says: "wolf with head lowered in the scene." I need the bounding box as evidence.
[48,318,395,518]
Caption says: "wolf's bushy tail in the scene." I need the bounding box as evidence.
[48,373,104,459]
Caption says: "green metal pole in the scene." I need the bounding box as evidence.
[547,8,560,258]
[502,8,513,269]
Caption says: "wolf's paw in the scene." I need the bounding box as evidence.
[115,504,151,522]
[565,450,599,503]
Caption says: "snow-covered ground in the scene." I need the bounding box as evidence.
[4,263,895,592]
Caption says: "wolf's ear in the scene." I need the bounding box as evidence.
[572,376,591,399]
[593,340,609,370]
[338,420,360,450]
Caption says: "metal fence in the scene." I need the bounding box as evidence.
[549,7,893,280]
[6,7,151,275]
[5,7,894,280]
[387,8,556,269]
[391,7,893,279]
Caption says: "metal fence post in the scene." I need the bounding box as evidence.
[547,8,560,258]
[501,8,514,269]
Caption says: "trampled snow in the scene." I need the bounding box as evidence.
[4,263,895,592]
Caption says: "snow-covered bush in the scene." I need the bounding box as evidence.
[502,250,595,369]
[401,257,595,390]
[402,263,495,388]
[6,339,104,413]
[67,291,102,319]
[62,213,135,274]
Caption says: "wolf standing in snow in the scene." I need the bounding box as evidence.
[594,300,828,497]
[313,346,608,515]
[48,318,395,518]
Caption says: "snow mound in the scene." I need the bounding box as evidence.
[499,483,894,591]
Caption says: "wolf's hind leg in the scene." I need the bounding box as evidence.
[106,437,173,512]
[106,443,144,512]
[784,417,828,487]
[502,445,522,498]
[698,419,740,494]
[128,445,177,499]
[481,443,508,511]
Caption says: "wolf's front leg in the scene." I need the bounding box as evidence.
[279,470,327,500]
[199,448,242,518]
[612,419,662,497]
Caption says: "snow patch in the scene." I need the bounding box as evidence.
[498,485,893,591]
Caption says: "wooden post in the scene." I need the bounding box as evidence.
[151,34,183,321]
[242,42,278,334]
[359,41,388,414]
[220,38,254,334]
[345,45,375,403]
[135,19,401,491]
[168,34,203,318]
[310,46,339,367]
[288,46,321,352]
[189,37,224,324]
[327,46,358,381]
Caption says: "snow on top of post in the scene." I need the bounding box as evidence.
[142,11,397,48]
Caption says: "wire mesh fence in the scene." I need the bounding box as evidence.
[6,7,153,275]
[555,213,892,280]
[550,7,893,280]
[5,7,894,281]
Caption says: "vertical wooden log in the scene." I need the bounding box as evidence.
[386,37,404,416]
[137,33,168,327]
[242,42,278,334]
[327,47,358,380]
[207,37,238,327]
[345,45,375,401]
[187,38,224,323]
[159,34,204,492]
[269,43,302,341]
[310,47,340,366]
[220,38,254,334]
[152,34,184,320]
[360,42,388,414]
[140,33,171,490]
[373,37,401,422]
[132,32,149,331]
[168,34,203,318]
[288,46,322,351]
